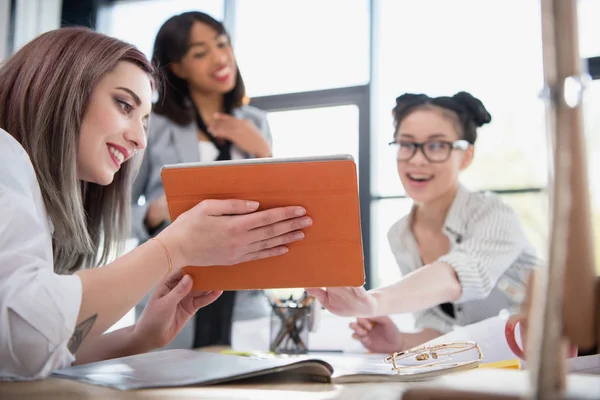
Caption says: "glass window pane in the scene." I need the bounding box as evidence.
[233,0,370,97]
[498,192,549,262]
[370,198,413,288]
[266,105,360,167]
[583,80,600,274]
[97,0,225,59]
[372,0,547,197]
[370,192,549,289]
[578,0,600,58]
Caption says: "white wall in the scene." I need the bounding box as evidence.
[12,0,62,53]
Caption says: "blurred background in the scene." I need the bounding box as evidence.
[1,0,599,287]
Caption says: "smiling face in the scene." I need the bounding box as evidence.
[170,21,237,95]
[395,107,474,204]
[77,61,152,185]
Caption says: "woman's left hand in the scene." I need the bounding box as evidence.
[207,113,272,158]
[350,316,404,353]
[132,272,222,350]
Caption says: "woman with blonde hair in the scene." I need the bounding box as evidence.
[0,27,310,380]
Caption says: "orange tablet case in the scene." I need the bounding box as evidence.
[160,154,365,291]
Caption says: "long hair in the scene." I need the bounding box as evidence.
[152,11,246,125]
[0,27,154,274]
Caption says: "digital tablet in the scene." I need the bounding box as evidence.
[160,154,365,291]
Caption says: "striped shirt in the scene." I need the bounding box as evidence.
[387,184,539,333]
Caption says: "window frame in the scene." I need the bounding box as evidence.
[588,56,600,79]
[250,85,373,288]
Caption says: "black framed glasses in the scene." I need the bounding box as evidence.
[388,139,469,163]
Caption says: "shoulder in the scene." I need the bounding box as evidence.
[465,189,518,221]
[0,129,38,197]
[148,112,176,134]
[234,105,268,124]
[0,129,29,166]
[457,188,523,237]
[147,112,189,146]
[387,213,412,248]
[387,213,410,238]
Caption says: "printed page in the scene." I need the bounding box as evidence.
[306,353,477,383]
[421,315,516,364]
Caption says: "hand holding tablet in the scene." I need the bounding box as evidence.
[160,154,365,291]
[160,199,311,269]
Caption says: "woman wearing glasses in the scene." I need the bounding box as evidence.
[307,92,538,352]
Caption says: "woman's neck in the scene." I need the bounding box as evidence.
[189,90,224,124]
[412,186,458,232]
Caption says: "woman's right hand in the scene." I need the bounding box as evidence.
[158,199,311,268]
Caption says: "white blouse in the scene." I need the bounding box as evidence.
[0,129,82,380]
[387,184,539,333]
[197,140,245,162]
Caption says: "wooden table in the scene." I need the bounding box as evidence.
[2,368,599,400]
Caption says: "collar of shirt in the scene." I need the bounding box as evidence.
[391,184,472,254]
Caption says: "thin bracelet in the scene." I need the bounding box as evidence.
[151,237,173,278]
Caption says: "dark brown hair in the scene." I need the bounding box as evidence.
[392,92,492,144]
[151,11,246,125]
[0,27,154,274]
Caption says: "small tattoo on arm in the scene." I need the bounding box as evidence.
[68,314,98,354]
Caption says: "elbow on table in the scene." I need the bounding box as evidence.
[2,322,72,380]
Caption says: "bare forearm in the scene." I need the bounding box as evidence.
[400,328,443,351]
[71,235,179,353]
[253,138,272,158]
[370,262,462,316]
[72,325,150,365]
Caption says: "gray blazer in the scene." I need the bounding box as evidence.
[131,105,273,350]
[131,105,272,242]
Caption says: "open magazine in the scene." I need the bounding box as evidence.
[52,348,479,390]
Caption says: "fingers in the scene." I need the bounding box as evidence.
[245,229,306,254]
[350,318,375,336]
[161,274,193,304]
[349,322,370,337]
[356,318,375,331]
[237,206,307,231]
[369,316,393,324]
[352,331,370,342]
[351,331,371,348]
[325,286,360,299]
[246,216,311,245]
[237,246,289,263]
[199,199,260,216]
[192,290,223,309]
[351,286,370,298]
[305,288,327,305]
[212,112,234,121]
[207,113,235,133]
[153,270,183,298]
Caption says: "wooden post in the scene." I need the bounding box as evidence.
[404,1,598,398]
[528,0,597,398]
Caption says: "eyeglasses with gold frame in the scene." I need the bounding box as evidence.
[383,341,483,373]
